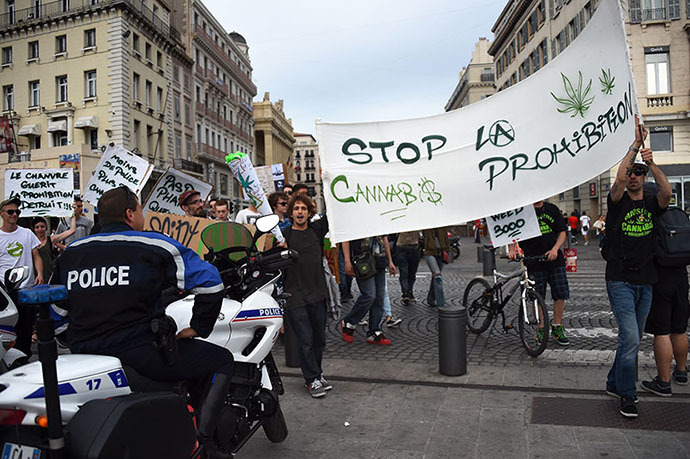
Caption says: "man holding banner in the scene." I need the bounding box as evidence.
[604,118,671,418]
[509,200,569,346]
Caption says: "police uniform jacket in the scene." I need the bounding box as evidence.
[52,223,224,354]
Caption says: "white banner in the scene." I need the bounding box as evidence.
[4,169,74,217]
[83,144,153,205]
[317,1,636,243]
[143,167,213,215]
[487,205,541,247]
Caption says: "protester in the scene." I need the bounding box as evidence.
[268,191,290,229]
[213,199,233,222]
[31,214,77,281]
[568,212,579,245]
[55,196,93,248]
[509,200,570,346]
[421,228,450,308]
[580,211,591,245]
[395,230,421,304]
[337,244,353,301]
[179,190,205,217]
[603,116,671,418]
[282,184,293,196]
[208,197,218,220]
[293,183,308,196]
[341,236,397,345]
[235,204,262,225]
[593,215,606,251]
[281,194,332,398]
[51,186,233,456]
[0,197,44,359]
[473,219,483,244]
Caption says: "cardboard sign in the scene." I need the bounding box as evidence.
[487,205,541,247]
[83,144,153,205]
[144,211,213,256]
[4,168,74,217]
[143,167,213,215]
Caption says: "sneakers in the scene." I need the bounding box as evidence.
[341,321,355,343]
[605,387,638,403]
[641,376,672,397]
[306,379,327,398]
[358,318,368,326]
[385,316,403,327]
[619,396,638,418]
[402,292,416,304]
[536,327,545,344]
[551,325,570,346]
[672,366,689,385]
[319,376,333,391]
[367,331,392,346]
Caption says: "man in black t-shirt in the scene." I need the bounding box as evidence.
[604,116,671,419]
[509,200,569,346]
[282,195,332,399]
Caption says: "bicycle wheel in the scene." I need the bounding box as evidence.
[463,277,493,334]
[518,287,549,357]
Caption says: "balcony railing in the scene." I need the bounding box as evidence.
[175,158,204,174]
[0,0,170,38]
[631,7,668,23]
[480,72,495,82]
[647,95,673,108]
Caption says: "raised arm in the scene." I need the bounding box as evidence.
[51,214,78,244]
[611,115,647,203]
[640,147,672,209]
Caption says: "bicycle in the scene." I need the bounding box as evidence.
[462,247,550,357]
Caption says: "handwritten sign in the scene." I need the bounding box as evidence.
[83,144,153,205]
[487,205,541,248]
[143,168,213,215]
[144,211,212,255]
[4,168,74,217]
[254,165,276,194]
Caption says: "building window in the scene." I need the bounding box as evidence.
[3,85,13,111]
[146,125,153,156]
[1,47,11,66]
[56,75,68,102]
[31,136,41,150]
[649,126,673,151]
[175,135,181,159]
[642,0,667,20]
[184,103,190,124]
[645,50,670,95]
[29,80,39,107]
[205,128,209,145]
[133,120,140,150]
[145,80,152,107]
[185,137,192,160]
[173,65,179,82]
[84,29,96,49]
[156,87,163,111]
[53,131,67,146]
[132,33,139,54]
[60,0,69,13]
[572,186,580,200]
[196,124,201,147]
[156,51,162,69]
[668,0,680,19]
[85,70,97,98]
[56,35,67,55]
[7,0,15,25]
[132,73,140,101]
[28,41,38,60]
[89,129,98,150]
[220,174,228,195]
[145,43,151,62]
[174,95,180,121]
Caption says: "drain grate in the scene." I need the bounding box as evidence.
[531,396,690,432]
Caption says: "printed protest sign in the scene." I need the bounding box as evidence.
[144,211,213,256]
[272,164,286,191]
[486,205,541,247]
[143,168,213,215]
[59,154,81,191]
[83,144,153,205]
[316,1,636,243]
[4,169,74,217]
[254,165,276,194]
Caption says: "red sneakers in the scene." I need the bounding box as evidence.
[367,331,392,346]
[341,321,355,343]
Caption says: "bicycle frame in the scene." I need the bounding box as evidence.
[490,259,539,328]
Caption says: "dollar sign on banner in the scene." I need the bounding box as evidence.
[418,177,442,205]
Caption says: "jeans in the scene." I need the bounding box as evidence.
[343,269,386,335]
[606,281,653,397]
[395,246,420,295]
[285,300,327,384]
[383,276,391,318]
[425,255,445,308]
[338,246,353,297]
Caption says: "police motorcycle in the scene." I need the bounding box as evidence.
[0,267,31,372]
[0,214,297,458]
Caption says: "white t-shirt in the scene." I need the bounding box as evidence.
[580,215,591,234]
[235,209,262,225]
[0,226,40,288]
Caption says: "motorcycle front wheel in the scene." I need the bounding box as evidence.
[262,405,288,443]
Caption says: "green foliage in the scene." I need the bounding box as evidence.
[550,71,595,118]
[599,68,616,95]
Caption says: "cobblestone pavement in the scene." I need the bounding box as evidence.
[323,238,676,369]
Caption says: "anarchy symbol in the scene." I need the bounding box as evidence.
[488,120,515,147]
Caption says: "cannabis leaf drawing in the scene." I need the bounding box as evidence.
[550,71,595,118]
[599,68,615,95]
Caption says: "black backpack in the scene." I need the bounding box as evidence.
[654,207,690,267]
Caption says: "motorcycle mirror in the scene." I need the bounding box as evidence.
[255,214,280,234]
[4,266,28,291]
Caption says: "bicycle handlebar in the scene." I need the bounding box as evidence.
[508,255,548,263]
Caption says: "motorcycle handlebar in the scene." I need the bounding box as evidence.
[254,249,297,265]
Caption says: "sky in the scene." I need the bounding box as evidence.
[204,0,506,135]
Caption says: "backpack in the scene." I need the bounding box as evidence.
[654,207,690,267]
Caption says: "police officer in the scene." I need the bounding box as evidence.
[52,186,233,457]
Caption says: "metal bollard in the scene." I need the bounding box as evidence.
[482,248,496,276]
[283,312,301,368]
[438,306,467,376]
[477,246,483,262]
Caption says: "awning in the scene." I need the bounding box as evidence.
[47,120,67,132]
[17,124,40,136]
[74,116,98,129]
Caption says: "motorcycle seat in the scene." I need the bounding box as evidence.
[122,365,186,394]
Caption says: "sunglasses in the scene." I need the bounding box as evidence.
[631,169,647,177]
[285,191,293,195]
[2,209,20,216]
[278,201,288,206]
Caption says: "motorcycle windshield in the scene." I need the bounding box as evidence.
[201,222,255,261]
